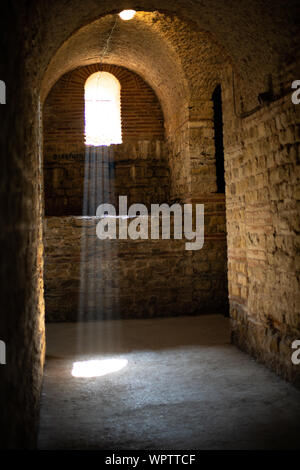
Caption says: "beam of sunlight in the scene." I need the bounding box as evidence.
[78,73,122,354]
[72,358,128,378]
[77,143,121,355]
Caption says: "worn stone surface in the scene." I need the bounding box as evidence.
[0,3,45,450]
[38,316,300,450]
[44,199,228,321]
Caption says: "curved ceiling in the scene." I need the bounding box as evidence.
[41,11,229,131]
[39,1,299,130]
[37,0,299,87]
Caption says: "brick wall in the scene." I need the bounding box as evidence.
[222,65,300,386]
[44,63,164,148]
[0,2,45,449]
[43,64,168,215]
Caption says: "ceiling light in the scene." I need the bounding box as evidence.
[119,10,136,21]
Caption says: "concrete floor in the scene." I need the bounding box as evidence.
[38,315,300,450]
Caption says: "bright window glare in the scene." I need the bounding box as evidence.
[72,358,128,378]
[85,72,122,147]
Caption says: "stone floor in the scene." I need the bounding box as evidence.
[38,315,300,450]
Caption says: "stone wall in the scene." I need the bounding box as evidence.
[222,65,300,386]
[0,2,45,449]
[44,195,228,321]
[43,63,165,149]
[167,105,218,201]
[44,141,170,215]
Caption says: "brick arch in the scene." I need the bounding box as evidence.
[80,64,165,141]
[44,63,165,152]
[41,11,232,201]
[43,63,169,216]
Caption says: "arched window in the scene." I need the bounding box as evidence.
[84,72,122,146]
